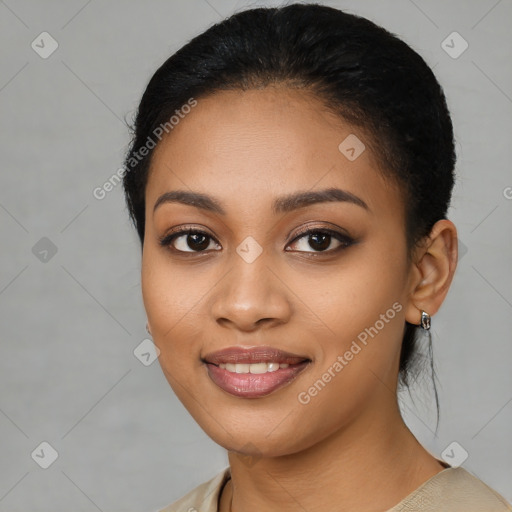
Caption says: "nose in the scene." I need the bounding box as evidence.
[210,253,293,332]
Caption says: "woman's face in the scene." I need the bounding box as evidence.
[142,87,414,456]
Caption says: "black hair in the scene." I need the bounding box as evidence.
[122,3,456,428]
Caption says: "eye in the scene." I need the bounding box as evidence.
[159,225,354,255]
[287,227,354,253]
[159,228,221,253]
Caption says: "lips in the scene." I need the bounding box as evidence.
[203,346,308,365]
[203,346,310,398]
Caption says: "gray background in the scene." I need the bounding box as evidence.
[0,0,511,510]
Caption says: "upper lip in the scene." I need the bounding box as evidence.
[203,346,310,365]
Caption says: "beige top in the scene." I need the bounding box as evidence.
[158,464,512,512]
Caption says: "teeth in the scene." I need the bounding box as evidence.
[219,362,291,374]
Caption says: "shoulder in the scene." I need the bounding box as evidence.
[156,467,230,512]
[389,467,512,512]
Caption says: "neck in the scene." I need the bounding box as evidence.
[221,401,444,512]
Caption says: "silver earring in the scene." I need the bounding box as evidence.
[146,322,151,336]
[420,311,431,330]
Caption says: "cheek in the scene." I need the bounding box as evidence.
[141,251,213,416]
[307,241,406,340]
[285,258,407,453]
[141,247,208,362]
[142,242,210,323]
[300,239,408,392]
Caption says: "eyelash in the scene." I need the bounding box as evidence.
[158,225,355,256]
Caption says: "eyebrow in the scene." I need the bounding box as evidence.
[153,187,369,216]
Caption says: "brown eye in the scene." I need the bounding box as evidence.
[159,229,221,253]
[287,229,354,253]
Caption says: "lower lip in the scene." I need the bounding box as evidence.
[206,362,309,398]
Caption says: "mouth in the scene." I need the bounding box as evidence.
[202,346,311,398]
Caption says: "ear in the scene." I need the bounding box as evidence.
[404,219,459,326]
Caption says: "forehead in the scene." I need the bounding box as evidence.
[146,87,401,217]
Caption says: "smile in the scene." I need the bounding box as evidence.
[203,346,310,398]
[219,362,290,373]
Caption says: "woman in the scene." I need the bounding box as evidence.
[122,4,511,511]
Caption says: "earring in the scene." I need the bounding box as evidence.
[146,322,151,336]
[420,311,431,330]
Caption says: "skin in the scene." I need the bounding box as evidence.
[141,86,458,512]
